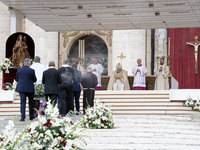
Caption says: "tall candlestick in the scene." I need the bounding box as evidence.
[168,37,170,55]
[79,40,80,57]
[163,38,165,56]
[157,39,159,56]
[83,40,85,58]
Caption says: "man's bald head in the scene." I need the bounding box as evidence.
[137,59,142,65]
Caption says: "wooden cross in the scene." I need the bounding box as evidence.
[186,35,200,74]
[117,53,126,66]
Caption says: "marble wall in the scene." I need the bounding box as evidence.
[112,30,146,75]
[25,19,59,68]
[0,2,10,88]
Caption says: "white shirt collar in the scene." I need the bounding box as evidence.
[62,64,71,67]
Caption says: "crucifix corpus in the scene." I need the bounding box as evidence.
[117,52,126,67]
[186,35,200,74]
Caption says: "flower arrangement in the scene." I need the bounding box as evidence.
[184,95,194,107]
[0,101,87,149]
[82,98,114,129]
[193,100,200,111]
[3,79,17,90]
[0,58,12,73]
[184,95,200,111]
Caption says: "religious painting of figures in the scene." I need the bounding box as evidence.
[6,32,35,68]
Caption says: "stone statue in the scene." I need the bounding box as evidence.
[12,34,31,68]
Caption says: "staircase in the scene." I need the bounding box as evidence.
[0,90,199,116]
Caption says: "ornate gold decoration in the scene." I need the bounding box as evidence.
[186,35,200,74]
[156,56,160,70]
[167,55,172,75]
[62,31,80,48]
[95,30,112,46]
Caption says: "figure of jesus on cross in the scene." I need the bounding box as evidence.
[186,35,200,74]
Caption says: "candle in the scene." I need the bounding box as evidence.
[157,39,159,56]
[163,38,165,56]
[78,40,80,57]
[168,37,170,55]
[83,40,85,58]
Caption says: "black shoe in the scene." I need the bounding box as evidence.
[30,117,35,121]
[20,118,25,121]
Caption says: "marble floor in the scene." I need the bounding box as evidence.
[1,115,200,150]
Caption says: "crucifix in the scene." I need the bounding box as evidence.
[117,52,126,67]
[186,35,200,74]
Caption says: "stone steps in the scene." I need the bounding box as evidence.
[0,90,199,116]
[82,115,200,149]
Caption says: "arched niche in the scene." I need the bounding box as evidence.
[69,35,108,75]
[59,31,112,75]
[6,32,35,59]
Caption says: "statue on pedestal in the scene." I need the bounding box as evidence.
[12,34,30,68]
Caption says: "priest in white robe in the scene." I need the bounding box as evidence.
[74,58,85,74]
[131,59,147,90]
[89,57,104,90]
[107,63,130,90]
[154,58,169,90]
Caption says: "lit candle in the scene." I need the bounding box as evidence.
[163,38,165,56]
[168,37,170,55]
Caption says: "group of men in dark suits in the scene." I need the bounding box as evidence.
[16,57,97,121]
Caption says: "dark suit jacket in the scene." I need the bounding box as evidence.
[42,68,62,95]
[15,65,37,93]
[81,72,98,89]
[73,68,82,92]
[58,66,75,86]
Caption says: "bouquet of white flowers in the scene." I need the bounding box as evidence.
[19,101,86,149]
[0,101,87,150]
[193,100,200,111]
[184,95,194,107]
[0,58,12,73]
[82,98,114,129]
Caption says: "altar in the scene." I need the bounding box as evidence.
[101,75,171,90]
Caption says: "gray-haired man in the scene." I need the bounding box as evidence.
[16,58,37,121]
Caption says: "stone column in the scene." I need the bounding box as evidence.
[0,2,10,88]
[146,29,152,75]
[154,29,167,67]
[9,8,24,34]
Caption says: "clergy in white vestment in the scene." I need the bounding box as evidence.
[88,57,104,90]
[107,63,130,90]
[131,59,147,90]
[74,58,85,74]
[154,58,169,90]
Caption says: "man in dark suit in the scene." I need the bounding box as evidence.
[58,58,75,116]
[16,58,37,121]
[81,66,98,114]
[42,61,62,106]
[72,63,82,113]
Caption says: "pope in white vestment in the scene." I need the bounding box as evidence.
[131,59,147,90]
[89,57,104,90]
[154,58,169,90]
[107,63,130,90]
